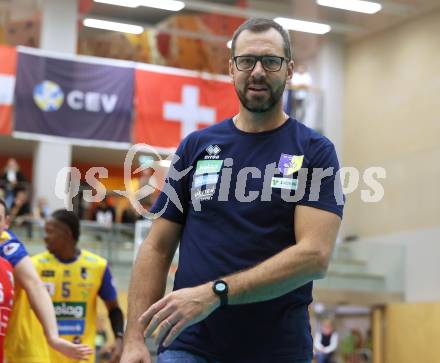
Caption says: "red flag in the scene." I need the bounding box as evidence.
[134,65,238,150]
[0,46,16,136]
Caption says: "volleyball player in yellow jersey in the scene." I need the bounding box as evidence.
[0,199,92,363]
[6,209,124,363]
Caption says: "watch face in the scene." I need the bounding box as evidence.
[216,282,226,292]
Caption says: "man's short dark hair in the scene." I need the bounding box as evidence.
[231,18,292,60]
[0,198,8,216]
[52,209,80,242]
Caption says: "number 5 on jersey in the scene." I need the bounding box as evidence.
[62,282,71,298]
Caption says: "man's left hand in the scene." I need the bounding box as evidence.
[139,283,219,347]
[108,337,123,363]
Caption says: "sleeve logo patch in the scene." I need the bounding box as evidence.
[3,243,19,256]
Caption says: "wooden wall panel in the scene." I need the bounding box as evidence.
[385,303,440,363]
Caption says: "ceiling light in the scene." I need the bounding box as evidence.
[94,0,139,7]
[139,0,185,11]
[94,0,185,11]
[83,18,144,34]
[317,0,382,14]
[274,17,331,35]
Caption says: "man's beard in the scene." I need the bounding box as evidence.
[235,79,286,113]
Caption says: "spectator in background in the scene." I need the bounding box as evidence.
[10,189,32,225]
[314,319,339,363]
[121,204,142,225]
[0,158,28,208]
[291,64,312,123]
[10,189,33,238]
[92,197,116,226]
[340,328,363,363]
[33,196,51,221]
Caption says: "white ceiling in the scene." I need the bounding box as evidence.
[2,0,440,39]
[1,0,439,61]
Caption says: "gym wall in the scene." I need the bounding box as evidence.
[342,9,440,238]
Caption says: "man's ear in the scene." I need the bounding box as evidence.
[229,58,235,83]
[287,59,294,81]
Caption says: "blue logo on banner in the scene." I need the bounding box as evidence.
[33,80,64,112]
[57,320,85,336]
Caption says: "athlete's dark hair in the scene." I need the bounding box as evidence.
[52,209,80,242]
[0,198,9,216]
[231,18,292,60]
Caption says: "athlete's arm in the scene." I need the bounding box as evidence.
[96,263,124,363]
[104,300,124,363]
[14,256,93,360]
[141,205,340,347]
[120,217,181,363]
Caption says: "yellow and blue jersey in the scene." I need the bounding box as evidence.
[5,249,117,363]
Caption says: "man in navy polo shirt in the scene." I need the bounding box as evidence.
[121,18,343,363]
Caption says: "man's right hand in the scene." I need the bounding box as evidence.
[120,341,151,363]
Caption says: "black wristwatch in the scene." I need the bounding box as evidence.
[212,280,229,307]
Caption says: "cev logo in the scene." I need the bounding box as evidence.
[33,80,118,113]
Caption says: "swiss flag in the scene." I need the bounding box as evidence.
[0,45,16,136]
[133,65,239,149]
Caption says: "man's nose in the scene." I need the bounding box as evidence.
[251,60,266,75]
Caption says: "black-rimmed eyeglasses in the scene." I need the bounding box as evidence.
[233,55,289,72]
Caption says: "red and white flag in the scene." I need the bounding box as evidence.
[0,45,17,136]
[133,64,238,151]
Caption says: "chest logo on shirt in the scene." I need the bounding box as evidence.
[271,177,298,190]
[195,160,223,175]
[54,302,87,319]
[204,145,221,159]
[3,242,19,256]
[278,154,304,176]
[54,302,87,335]
[42,270,55,277]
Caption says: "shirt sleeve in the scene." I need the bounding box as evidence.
[98,265,117,301]
[297,141,344,218]
[322,332,338,354]
[314,332,324,351]
[150,135,194,225]
[0,238,28,267]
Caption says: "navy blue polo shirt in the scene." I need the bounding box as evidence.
[151,118,344,363]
